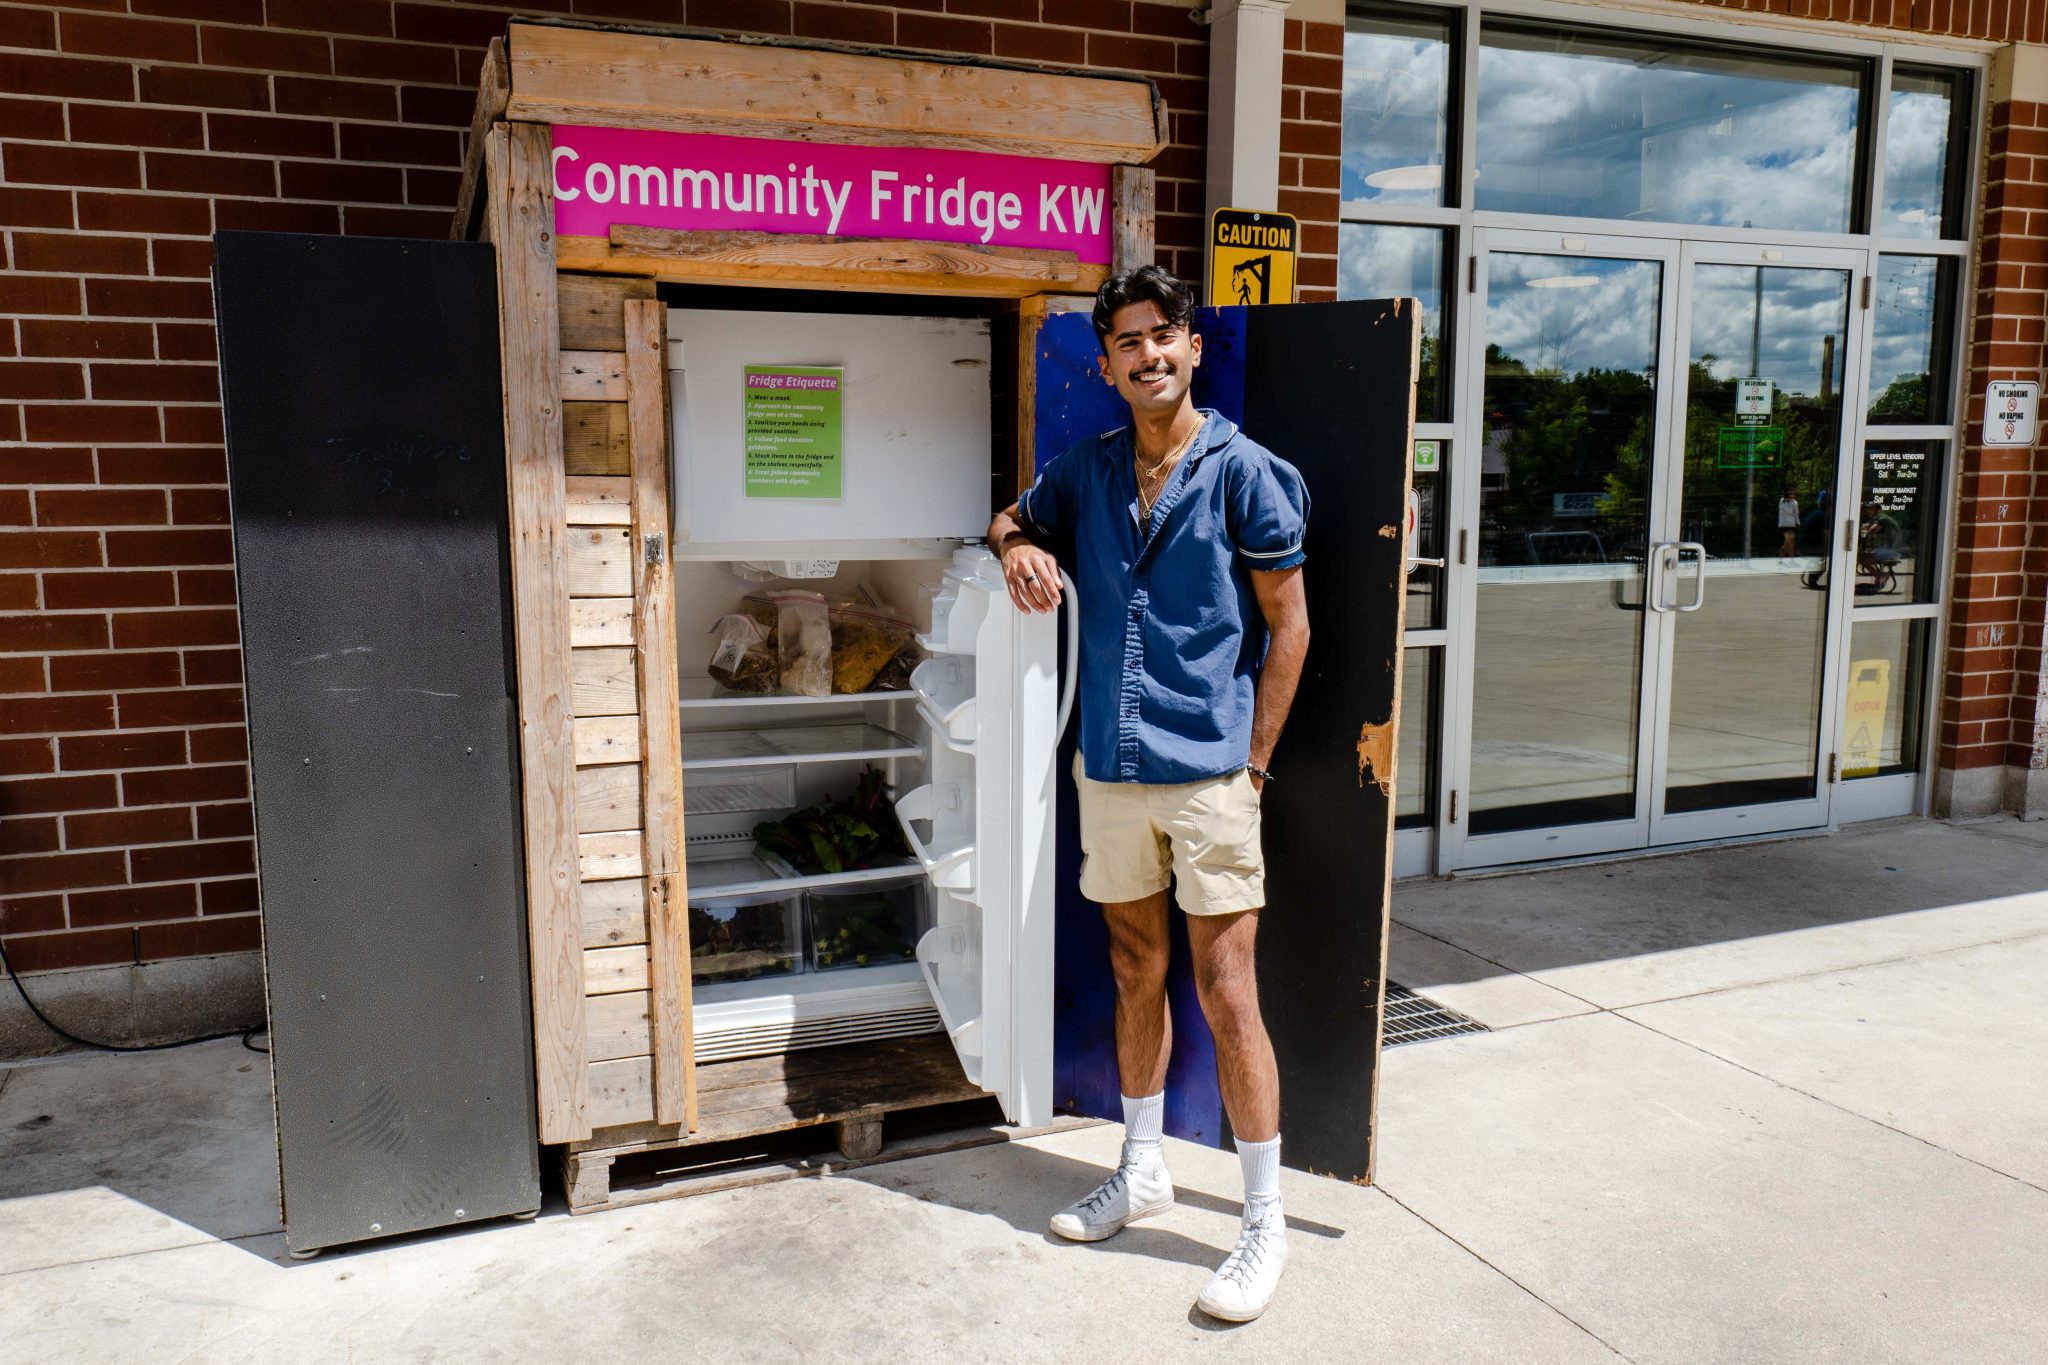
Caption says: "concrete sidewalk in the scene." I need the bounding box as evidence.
[2,816,2044,1362]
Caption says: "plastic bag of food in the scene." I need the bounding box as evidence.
[829,601,918,693]
[706,611,776,694]
[769,590,831,697]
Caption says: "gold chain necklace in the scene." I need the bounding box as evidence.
[1137,420,1200,520]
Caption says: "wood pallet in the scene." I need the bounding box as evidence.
[562,1034,1031,1212]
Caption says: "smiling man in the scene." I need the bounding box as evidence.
[986,265,1311,1322]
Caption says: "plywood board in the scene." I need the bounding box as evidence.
[566,475,633,525]
[578,829,644,881]
[571,647,636,717]
[581,876,647,949]
[575,762,643,834]
[505,23,1166,164]
[570,597,634,647]
[574,714,641,767]
[564,401,630,477]
[584,944,650,996]
[489,120,590,1142]
[559,272,656,352]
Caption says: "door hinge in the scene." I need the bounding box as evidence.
[1860,276,1872,310]
[1448,789,1460,823]
[1828,753,1840,783]
[1466,256,1478,293]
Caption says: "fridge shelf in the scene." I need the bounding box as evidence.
[685,853,924,903]
[678,678,916,708]
[680,722,919,771]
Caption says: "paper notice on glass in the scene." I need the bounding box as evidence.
[744,366,843,499]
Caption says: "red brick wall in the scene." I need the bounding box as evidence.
[1672,0,2041,43]
[1281,16,1340,304]
[0,1,1209,981]
[1955,94,2048,779]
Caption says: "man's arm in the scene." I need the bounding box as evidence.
[989,502,1063,614]
[1247,566,1308,794]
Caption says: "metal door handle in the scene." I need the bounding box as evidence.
[1646,542,1678,613]
[1673,542,1707,612]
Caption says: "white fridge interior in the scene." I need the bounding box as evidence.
[665,305,1063,1127]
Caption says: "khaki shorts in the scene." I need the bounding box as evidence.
[1073,752,1265,916]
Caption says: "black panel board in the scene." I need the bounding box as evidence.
[1240,299,1415,1182]
[214,231,539,1253]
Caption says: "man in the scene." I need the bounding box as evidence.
[986,265,1310,1322]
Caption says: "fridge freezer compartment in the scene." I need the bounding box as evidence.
[910,656,977,749]
[890,782,976,892]
[806,874,928,972]
[913,924,984,1086]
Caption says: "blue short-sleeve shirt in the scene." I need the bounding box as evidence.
[1016,409,1309,785]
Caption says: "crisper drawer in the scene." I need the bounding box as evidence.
[807,874,928,973]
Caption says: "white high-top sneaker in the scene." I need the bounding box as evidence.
[1196,1206,1288,1321]
[1047,1144,1174,1242]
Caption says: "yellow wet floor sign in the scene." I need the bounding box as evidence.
[1842,658,1891,777]
[1209,208,1297,307]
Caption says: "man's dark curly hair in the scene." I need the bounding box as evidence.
[1091,264,1197,354]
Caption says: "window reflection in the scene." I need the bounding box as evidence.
[1338,223,1447,421]
[1857,441,1942,603]
[1406,438,1446,627]
[1396,646,1438,826]
[1883,67,1969,240]
[1843,619,1929,777]
[1343,7,1453,208]
[1869,256,1957,425]
[1475,24,1864,233]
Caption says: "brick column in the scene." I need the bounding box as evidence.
[1281,10,1341,304]
[1939,43,2048,817]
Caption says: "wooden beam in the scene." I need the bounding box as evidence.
[490,120,591,1143]
[559,273,657,351]
[625,296,695,1132]
[505,23,1167,165]
[1111,165,1155,271]
[450,37,508,241]
[1015,292,1048,495]
[559,228,1108,300]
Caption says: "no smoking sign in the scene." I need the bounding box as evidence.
[1984,379,2038,447]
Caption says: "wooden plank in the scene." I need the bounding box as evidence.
[589,1055,656,1129]
[560,350,629,401]
[449,36,507,241]
[574,713,641,767]
[566,526,633,596]
[571,646,636,716]
[624,296,694,1131]
[559,229,1107,300]
[506,24,1167,164]
[566,475,633,525]
[490,120,590,1143]
[579,829,644,881]
[587,990,655,1063]
[563,401,630,476]
[575,762,643,834]
[570,596,634,647]
[558,272,656,351]
[1016,293,1049,494]
[581,876,647,949]
[1111,165,1155,271]
[584,944,650,996]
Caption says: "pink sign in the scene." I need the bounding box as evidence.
[551,125,1112,264]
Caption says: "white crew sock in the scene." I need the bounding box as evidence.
[1237,1133,1283,1225]
[1121,1091,1166,1170]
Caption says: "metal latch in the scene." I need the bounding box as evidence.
[643,532,665,567]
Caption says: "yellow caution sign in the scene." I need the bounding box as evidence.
[1841,658,1891,778]
[1209,208,1297,308]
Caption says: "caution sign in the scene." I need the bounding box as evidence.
[1841,658,1891,778]
[1209,208,1297,308]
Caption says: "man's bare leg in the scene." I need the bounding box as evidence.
[1186,909,1278,1141]
[1103,889,1172,1095]
[1048,888,1177,1242]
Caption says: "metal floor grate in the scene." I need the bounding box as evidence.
[1382,983,1490,1047]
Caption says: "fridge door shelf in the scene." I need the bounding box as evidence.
[913,925,984,1086]
[910,656,978,748]
[680,722,919,771]
[915,567,993,655]
[890,782,976,892]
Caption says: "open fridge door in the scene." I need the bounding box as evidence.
[894,546,1073,1127]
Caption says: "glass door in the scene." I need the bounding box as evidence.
[1445,234,1862,869]
[1449,231,1681,865]
[1649,245,1864,843]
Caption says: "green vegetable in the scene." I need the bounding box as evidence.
[751,766,906,876]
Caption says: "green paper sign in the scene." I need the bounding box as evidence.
[744,366,843,498]
[1716,425,1784,469]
